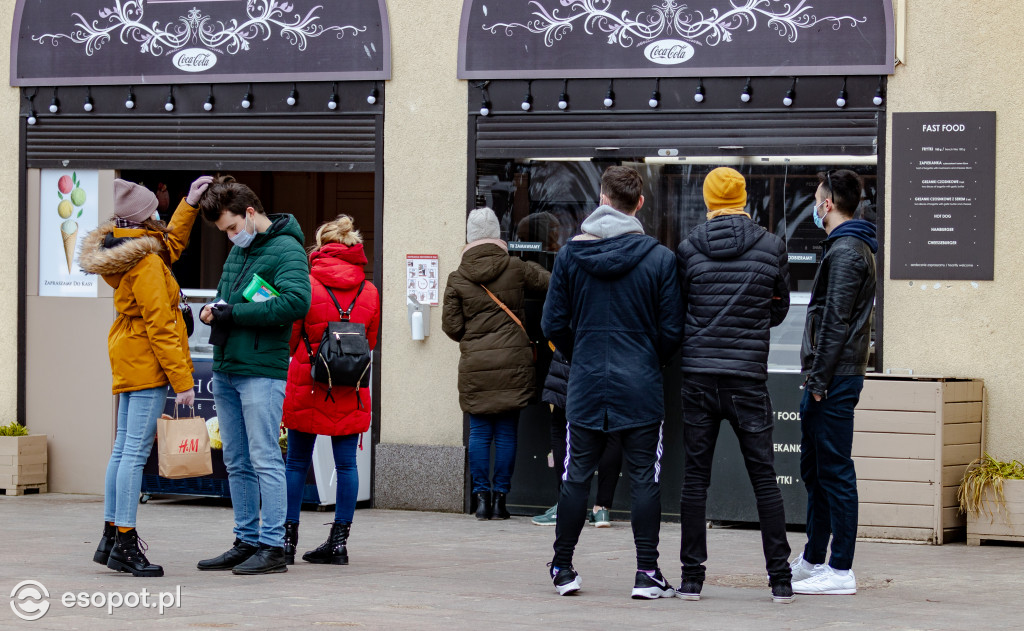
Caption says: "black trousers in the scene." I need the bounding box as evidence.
[553,421,663,571]
[550,406,623,507]
[679,374,792,582]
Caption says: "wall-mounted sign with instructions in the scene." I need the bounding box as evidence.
[406,254,439,306]
[890,112,996,280]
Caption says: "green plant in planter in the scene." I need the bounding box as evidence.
[0,421,29,437]
[958,453,1024,517]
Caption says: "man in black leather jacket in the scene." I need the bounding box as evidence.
[791,169,877,596]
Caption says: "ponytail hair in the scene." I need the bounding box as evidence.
[314,214,362,249]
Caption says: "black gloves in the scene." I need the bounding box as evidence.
[210,302,234,324]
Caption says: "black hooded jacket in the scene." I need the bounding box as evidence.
[542,233,684,431]
[676,215,790,380]
[800,219,878,396]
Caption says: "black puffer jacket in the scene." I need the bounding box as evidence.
[800,219,878,396]
[676,215,790,380]
[541,348,570,409]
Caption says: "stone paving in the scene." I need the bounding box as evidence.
[2,493,1022,630]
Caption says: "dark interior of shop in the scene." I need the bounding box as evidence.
[118,170,376,290]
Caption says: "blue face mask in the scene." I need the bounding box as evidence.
[229,213,256,248]
[813,200,829,231]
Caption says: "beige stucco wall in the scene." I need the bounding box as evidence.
[884,1,1024,460]
[379,0,466,447]
[0,0,19,424]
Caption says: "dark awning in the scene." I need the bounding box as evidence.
[11,0,391,86]
[459,0,894,79]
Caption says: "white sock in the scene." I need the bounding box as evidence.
[832,568,850,576]
[800,559,816,570]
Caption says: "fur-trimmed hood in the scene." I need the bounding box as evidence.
[78,221,166,282]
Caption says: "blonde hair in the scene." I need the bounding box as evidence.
[314,214,362,249]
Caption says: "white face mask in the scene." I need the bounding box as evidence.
[151,211,161,222]
[229,213,256,248]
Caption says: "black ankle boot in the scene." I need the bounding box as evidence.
[93,523,115,565]
[283,522,299,565]
[232,543,288,575]
[106,529,163,577]
[197,539,259,571]
[492,492,511,520]
[302,522,351,565]
[475,492,492,520]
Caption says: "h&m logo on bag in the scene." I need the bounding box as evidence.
[177,439,200,453]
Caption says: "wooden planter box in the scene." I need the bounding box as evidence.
[0,434,48,495]
[967,479,1024,545]
[852,376,983,544]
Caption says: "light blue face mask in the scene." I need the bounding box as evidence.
[813,200,829,230]
[229,213,255,248]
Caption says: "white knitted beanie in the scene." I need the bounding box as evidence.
[466,207,500,243]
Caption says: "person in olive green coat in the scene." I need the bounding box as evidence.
[196,176,311,576]
[442,207,550,520]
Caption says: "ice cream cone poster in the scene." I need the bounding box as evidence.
[39,169,98,297]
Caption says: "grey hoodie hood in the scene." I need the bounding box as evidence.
[579,205,645,239]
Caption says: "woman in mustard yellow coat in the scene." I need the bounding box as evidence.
[78,176,210,577]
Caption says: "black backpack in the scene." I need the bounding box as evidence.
[301,278,371,406]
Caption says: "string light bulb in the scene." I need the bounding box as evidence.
[204,86,215,112]
[521,81,533,111]
[694,79,705,103]
[603,80,615,108]
[836,78,848,108]
[83,88,94,112]
[783,78,796,107]
[241,84,252,109]
[741,78,752,103]
[164,87,174,112]
[649,78,660,108]
[48,88,59,114]
[367,84,378,105]
[558,79,569,111]
[873,77,885,106]
[328,83,338,110]
[287,84,297,107]
[125,87,135,110]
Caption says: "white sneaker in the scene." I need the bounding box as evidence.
[789,555,823,583]
[792,566,856,595]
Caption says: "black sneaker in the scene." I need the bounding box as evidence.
[771,578,795,603]
[676,578,703,601]
[631,569,675,599]
[549,563,581,596]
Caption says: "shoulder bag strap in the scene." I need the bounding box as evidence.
[479,283,526,333]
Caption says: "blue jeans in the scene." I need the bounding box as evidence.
[285,430,359,524]
[104,386,168,527]
[799,375,864,571]
[212,371,287,548]
[468,411,520,494]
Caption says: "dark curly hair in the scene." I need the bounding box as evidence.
[199,175,265,222]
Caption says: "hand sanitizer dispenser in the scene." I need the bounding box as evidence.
[407,294,429,341]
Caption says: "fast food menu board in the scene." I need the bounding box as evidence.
[406,254,439,306]
[891,112,996,280]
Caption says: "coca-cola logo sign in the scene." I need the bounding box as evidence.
[643,39,694,65]
[172,48,218,73]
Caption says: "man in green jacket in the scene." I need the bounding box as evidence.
[195,176,311,575]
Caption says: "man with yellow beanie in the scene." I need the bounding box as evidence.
[675,167,794,603]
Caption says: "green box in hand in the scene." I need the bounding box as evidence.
[242,274,280,303]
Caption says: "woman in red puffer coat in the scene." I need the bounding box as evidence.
[281,214,380,566]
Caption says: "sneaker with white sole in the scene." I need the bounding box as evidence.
[790,555,823,582]
[676,577,703,601]
[549,563,581,596]
[592,507,611,528]
[631,569,675,599]
[531,505,558,526]
[792,566,856,595]
[770,578,795,603]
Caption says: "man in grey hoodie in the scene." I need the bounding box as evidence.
[542,166,684,599]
